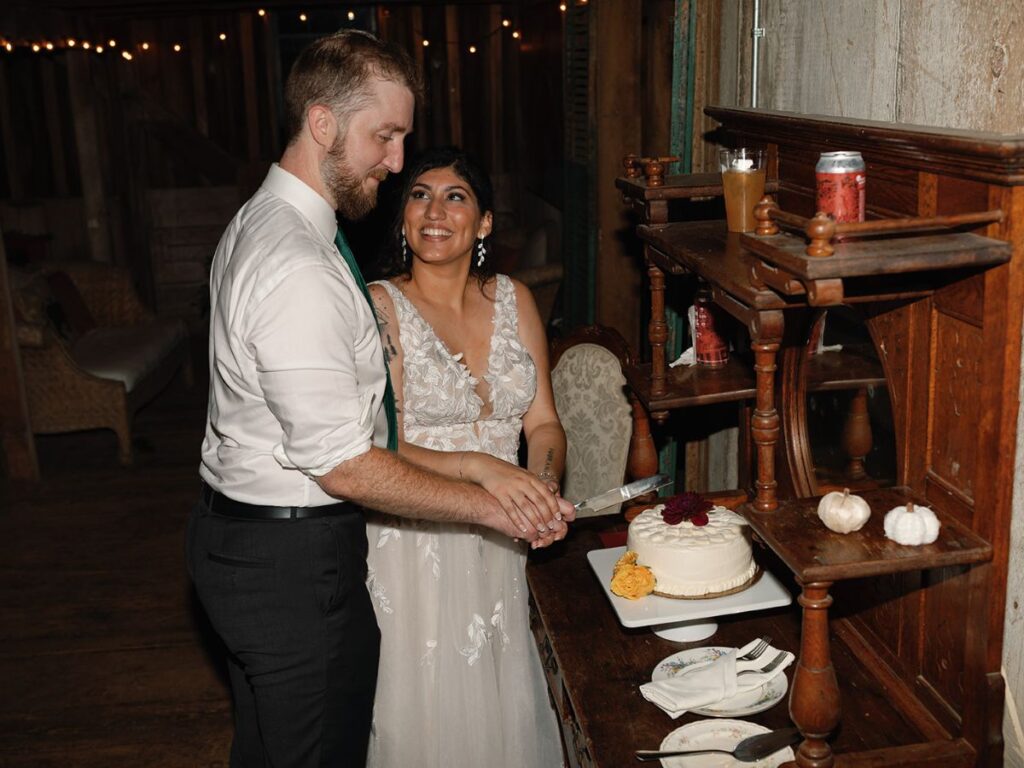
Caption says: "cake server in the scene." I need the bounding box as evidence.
[635,726,801,762]
[573,474,672,515]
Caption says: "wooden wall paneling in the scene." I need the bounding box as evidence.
[0,235,38,482]
[592,0,643,348]
[716,0,746,108]
[757,0,899,120]
[974,184,1024,657]
[919,565,972,725]
[0,60,24,201]
[896,0,1024,134]
[66,51,113,264]
[640,0,673,159]
[444,5,462,148]
[486,5,503,175]
[39,59,69,198]
[188,17,209,137]
[692,0,721,172]
[238,11,260,162]
[928,310,982,511]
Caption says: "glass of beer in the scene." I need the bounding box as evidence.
[719,148,766,233]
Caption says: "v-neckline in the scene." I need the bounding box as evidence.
[389,277,501,391]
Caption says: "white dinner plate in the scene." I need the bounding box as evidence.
[651,646,788,717]
[657,719,796,767]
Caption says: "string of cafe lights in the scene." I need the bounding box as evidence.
[0,2,579,59]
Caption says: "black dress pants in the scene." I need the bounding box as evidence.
[186,499,380,768]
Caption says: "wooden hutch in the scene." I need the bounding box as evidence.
[527,109,1024,768]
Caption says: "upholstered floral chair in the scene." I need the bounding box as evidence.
[550,326,656,517]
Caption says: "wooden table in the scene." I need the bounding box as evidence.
[527,518,946,768]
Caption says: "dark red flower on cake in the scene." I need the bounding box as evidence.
[662,492,713,527]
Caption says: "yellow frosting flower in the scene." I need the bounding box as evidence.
[610,562,656,600]
[613,550,639,573]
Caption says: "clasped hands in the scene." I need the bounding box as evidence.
[461,453,575,549]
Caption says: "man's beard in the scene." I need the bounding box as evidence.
[322,137,378,221]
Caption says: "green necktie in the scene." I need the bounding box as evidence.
[334,229,398,451]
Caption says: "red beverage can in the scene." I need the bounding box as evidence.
[692,290,728,368]
[815,151,866,224]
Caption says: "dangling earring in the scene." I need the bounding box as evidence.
[476,238,486,268]
[401,232,409,264]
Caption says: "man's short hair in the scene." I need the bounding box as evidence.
[283,30,423,144]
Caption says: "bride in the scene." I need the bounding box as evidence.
[365,146,566,767]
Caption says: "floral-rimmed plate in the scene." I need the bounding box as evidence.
[657,719,796,767]
[651,646,788,717]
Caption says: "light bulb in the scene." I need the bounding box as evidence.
[173,43,182,52]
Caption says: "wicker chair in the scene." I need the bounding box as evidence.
[12,262,193,465]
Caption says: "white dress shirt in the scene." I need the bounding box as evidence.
[199,163,389,506]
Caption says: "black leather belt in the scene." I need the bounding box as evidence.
[201,483,354,520]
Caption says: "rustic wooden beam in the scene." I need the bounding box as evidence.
[66,51,114,264]
[188,17,209,137]
[0,233,39,482]
[0,60,23,201]
[39,59,70,198]
[485,4,503,173]
[444,5,462,147]
[238,11,261,161]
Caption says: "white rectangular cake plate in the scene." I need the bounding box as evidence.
[588,546,792,629]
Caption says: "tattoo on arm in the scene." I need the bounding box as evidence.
[383,333,399,365]
[542,448,554,475]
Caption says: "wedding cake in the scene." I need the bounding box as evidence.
[626,499,756,598]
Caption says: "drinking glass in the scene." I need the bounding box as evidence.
[720,148,766,233]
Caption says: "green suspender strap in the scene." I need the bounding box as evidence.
[334,230,399,451]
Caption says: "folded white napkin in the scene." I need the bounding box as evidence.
[639,640,795,719]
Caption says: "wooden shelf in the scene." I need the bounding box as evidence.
[740,230,1011,280]
[805,344,886,391]
[741,486,993,583]
[625,345,885,415]
[638,220,792,310]
[616,171,779,202]
[625,358,757,412]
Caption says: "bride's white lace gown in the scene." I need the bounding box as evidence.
[365,275,563,768]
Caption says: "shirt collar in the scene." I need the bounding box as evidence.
[261,163,338,244]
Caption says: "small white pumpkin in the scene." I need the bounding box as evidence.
[817,488,871,534]
[883,502,941,545]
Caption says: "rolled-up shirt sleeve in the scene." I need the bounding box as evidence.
[247,263,379,476]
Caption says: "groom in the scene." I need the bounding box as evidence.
[187,30,572,768]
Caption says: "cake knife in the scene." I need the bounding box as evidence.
[573,474,672,515]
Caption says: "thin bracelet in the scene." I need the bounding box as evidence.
[536,470,558,485]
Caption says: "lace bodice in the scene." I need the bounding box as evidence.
[374,275,537,464]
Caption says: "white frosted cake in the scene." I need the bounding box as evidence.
[626,505,756,597]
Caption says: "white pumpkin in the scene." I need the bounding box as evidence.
[883,502,941,545]
[817,488,871,534]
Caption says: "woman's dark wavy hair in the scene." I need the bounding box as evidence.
[379,146,496,283]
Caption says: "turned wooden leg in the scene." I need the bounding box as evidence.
[751,341,780,511]
[790,581,841,768]
[840,388,872,481]
[647,259,668,399]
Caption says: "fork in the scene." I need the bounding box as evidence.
[736,635,772,662]
[737,650,787,676]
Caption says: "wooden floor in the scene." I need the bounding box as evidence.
[0,363,234,766]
